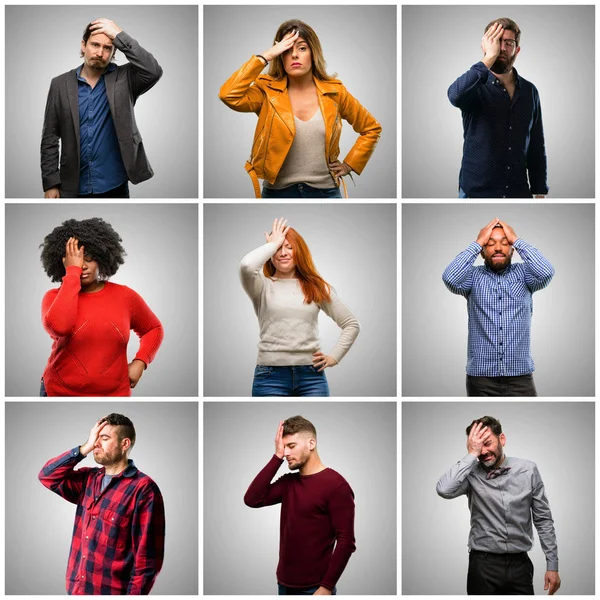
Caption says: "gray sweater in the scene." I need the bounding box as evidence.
[239,242,360,366]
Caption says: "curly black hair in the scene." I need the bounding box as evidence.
[40,217,126,283]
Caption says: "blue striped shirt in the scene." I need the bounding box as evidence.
[442,239,554,376]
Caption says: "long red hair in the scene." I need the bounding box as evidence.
[263,228,332,304]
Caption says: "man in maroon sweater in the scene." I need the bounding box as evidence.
[244,416,356,595]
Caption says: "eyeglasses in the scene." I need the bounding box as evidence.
[500,39,517,48]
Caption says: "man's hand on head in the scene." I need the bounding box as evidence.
[466,422,491,457]
[275,421,285,459]
[476,218,500,247]
[481,22,503,69]
[80,417,108,456]
[544,570,561,595]
[89,18,122,41]
[497,220,517,245]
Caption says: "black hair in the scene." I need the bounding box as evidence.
[40,217,126,283]
[466,416,503,437]
[104,413,136,448]
[80,22,118,60]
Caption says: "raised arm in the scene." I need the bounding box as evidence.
[41,238,84,337]
[448,23,503,110]
[127,482,166,595]
[497,221,554,292]
[38,418,108,504]
[41,77,62,196]
[244,421,288,508]
[91,19,163,97]
[239,217,289,305]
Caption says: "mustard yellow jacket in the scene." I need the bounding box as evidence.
[219,55,382,197]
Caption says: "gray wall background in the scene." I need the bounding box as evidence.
[6,401,198,594]
[402,402,595,595]
[402,203,594,396]
[204,5,396,198]
[402,5,595,198]
[204,402,397,595]
[204,204,397,397]
[6,5,198,198]
[5,203,198,396]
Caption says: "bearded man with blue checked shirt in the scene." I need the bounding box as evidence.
[443,218,554,396]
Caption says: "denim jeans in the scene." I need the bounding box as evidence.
[78,181,130,198]
[466,374,538,397]
[252,365,330,397]
[278,584,337,595]
[40,378,48,397]
[262,183,342,198]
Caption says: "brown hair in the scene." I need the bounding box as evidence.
[466,416,503,437]
[80,22,118,61]
[484,18,521,46]
[268,20,334,81]
[263,228,332,305]
[104,413,136,448]
[283,415,317,438]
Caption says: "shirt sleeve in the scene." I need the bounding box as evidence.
[448,62,489,110]
[41,266,82,337]
[238,242,278,310]
[442,242,481,297]
[319,289,361,364]
[530,464,559,571]
[219,55,267,114]
[319,480,356,591]
[436,453,477,499]
[127,482,166,595]
[127,287,164,368]
[513,239,555,292]
[526,85,549,195]
[244,454,287,508]
[38,446,92,505]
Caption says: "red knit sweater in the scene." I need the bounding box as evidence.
[244,455,356,590]
[41,266,164,396]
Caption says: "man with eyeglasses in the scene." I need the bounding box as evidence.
[448,18,548,199]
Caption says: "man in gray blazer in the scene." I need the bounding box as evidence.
[41,18,162,198]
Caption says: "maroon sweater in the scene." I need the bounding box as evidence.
[244,455,356,590]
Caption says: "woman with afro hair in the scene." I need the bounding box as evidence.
[39,217,164,396]
[239,217,360,396]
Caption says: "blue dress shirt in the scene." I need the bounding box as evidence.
[442,239,554,376]
[76,64,128,195]
[448,62,548,198]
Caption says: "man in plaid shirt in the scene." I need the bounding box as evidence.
[443,218,554,396]
[39,414,165,595]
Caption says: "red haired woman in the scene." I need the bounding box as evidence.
[239,217,360,396]
[219,19,381,198]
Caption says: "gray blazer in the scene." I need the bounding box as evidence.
[41,31,163,196]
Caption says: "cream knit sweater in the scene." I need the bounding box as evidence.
[239,242,361,366]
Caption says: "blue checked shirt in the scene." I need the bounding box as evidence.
[448,63,548,198]
[442,239,554,376]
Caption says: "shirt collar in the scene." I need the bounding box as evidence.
[266,75,339,96]
[487,66,521,89]
[76,62,117,81]
[98,458,138,479]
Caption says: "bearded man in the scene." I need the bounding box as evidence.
[38,414,165,595]
[448,18,548,198]
[436,416,561,595]
[442,218,554,396]
[244,416,356,595]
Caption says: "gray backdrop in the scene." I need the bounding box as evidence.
[5,203,198,396]
[204,402,397,595]
[6,402,198,594]
[402,402,595,595]
[204,5,396,198]
[6,5,198,198]
[402,5,595,198]
[204,204,397,397]
[402,203,594,396]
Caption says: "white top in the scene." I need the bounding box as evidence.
[264,110,335,190]
[239,242,361,366]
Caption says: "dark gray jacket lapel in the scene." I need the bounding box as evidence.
[66,69,80,151]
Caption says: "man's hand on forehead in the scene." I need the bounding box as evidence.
[89,18,122,41]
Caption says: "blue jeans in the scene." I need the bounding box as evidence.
[252,365,330,397]
[40,378,48,397]
[262,183,342,198]
[459,187,468,198]
[278,584,337,595]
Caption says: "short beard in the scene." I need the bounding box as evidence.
[484,254,511,271]
[480,451,504,470]
[491,54,516,75]
[93,448,124,466]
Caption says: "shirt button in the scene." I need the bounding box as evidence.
[507,166,511,170]
[508,147,512,150]
[92,516,96,520]
[506,185,509,189]
[85,536,89,539]
[509,126,512,130]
